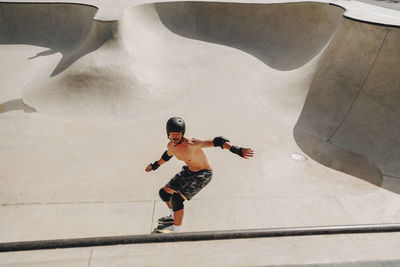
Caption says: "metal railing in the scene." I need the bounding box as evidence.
[1,223,400,252]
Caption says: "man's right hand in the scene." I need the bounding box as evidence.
[145,164,153,172]
[146,161,160,172]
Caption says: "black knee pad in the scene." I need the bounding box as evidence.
[159,188,172,202]
[171,193,185,212]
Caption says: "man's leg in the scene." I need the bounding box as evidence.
[170,191,187,231]
[158,186,176,224]
[161,167,186,212]
[157,167,188,232]
[161,186,175,209]
[174,169,212,229]
[157,188,185,233]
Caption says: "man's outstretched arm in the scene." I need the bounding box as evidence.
[193,137,254,159]
[145,149,174,172]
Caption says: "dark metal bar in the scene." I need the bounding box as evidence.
[1,223,400,252]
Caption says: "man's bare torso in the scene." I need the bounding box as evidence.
[168,138,212,172]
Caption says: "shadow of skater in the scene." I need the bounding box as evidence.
[0,99,37,114]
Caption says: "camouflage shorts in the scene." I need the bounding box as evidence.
[166,166,213,200]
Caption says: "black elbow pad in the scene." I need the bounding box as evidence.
[213,136,230,149]
[162,151,173,161]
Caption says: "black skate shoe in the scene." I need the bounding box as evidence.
[158,214,174,225]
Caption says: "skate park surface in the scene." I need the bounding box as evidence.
[0,0,400,266]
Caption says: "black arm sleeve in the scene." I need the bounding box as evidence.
[151,161,160,170]
[161,150,173,161]
[230,146,244,157]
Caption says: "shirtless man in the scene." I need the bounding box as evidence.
[146,117,254,233]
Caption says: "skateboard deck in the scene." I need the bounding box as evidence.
[152,222,174,234]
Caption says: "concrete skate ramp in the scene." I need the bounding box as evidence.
[294,19,400,186]
[0,1,398,189]
[154,2,399,190]
[155,2,343,70]
[0,3,114,76]
[1,1,400,251]
[8,2,345,122]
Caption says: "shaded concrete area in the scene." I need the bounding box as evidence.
[0,99,36,113]
[357,0,400,11]
[294,19,400,193]
[0,0,400,265]
[155,2,344,70]
[0,3,114,76]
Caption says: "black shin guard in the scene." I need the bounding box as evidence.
[159,188,172,202]
[171,193,185,211]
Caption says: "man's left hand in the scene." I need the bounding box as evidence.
[241,148,254,159]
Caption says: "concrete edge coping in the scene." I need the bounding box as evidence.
[0,0,400,26]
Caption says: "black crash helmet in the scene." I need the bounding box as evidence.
[166,117,185,137]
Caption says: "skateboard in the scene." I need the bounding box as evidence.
[152,222,174,234]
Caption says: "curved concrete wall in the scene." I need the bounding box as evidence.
[155,2,344,70]
[294,19,400,182]
[0,3,97,49]
[0,3,115,75]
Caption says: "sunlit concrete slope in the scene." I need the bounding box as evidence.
[1,2,196,121]
[3,1,342,121]
[294,18,400,191]
[0,3,400,262]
